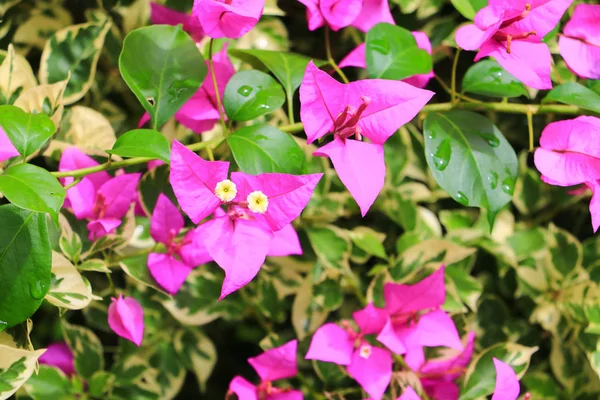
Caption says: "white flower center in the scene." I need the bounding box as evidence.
[359,344,372,359]
[214,179,237,202]
[247,191,269,214]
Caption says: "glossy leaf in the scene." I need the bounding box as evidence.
[0,105,55,157]
[62,320,104,380]
[223,70,285,121]
[24,365,72,399]
[450,0,487,20]
[424,111,518,227]
[0,205,51,328]
[46,252,95,310]
[0,163,65,224]
[107,129,170,163]
[0,345,46,399]
[542,82,600,114]
[173,329,217,393]
[119,25,206,129]
[365,23,432,80]
[462,60,529,98]
[227,123,305,174]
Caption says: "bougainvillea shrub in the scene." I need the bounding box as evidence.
[0,0,599,399]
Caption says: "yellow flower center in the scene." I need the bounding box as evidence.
[247,191,269,214]
[214,179,237,202]
[359,344,372,359]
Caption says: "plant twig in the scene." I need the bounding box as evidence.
[209,39,228,134]
[325,26,349,84]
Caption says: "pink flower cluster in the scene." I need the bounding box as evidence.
[298,0,394,32]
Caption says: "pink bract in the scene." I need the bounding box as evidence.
[0,126,19,162]
[39,342,75,376]
[455,0,573,89]
[150,2,205,41]
[192,0,265,39]
[297,0,393,32]
[491,358,520,400]
[108,295,144,346]
[558,4,600,79]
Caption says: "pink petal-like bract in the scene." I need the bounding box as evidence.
[150,194,184,244]
[346,345,392,400]
[108,295,144,346]
[231,172,323,232]
[314,137,385,216]
[384,265,446,315]
[319,0,362,31]
[192,0,265,39]
[300,61,434,145]
[351,0,394,32]
[0,126,19,162]
[58,147,110,189]
[150,2,205,41]
[148,253,194,295]
[170,140,229,224]
[422,381,459,400]
[98,173,141,219]
[491,358,520,400]
[67,178,97,220]
[87,218,122,241]
[268,391,304,400]
[229,376,258,400]
[39,342,75,376]
[339,43,366,69]
[297,0,324,31]
[559,4,600,79]
[377,318,407,355]
[352,303,388,335]
[534,116,600,187]
[398,386,421,400]
[267,224,303,257]
[200,216,273,299]
[305,323,354,365]
[586,180,600,232]
[178,229,213,266]
[394,309,463,352]
[420,331,476,381]
[248,339,298,382]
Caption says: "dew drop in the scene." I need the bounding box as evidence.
[426,130,436,140]
[431,139,452,171]
[29,281,46,300]
[478,132,500,148]
[488,172,499,189]
[238,85,253,97]
[456,191,469,206]
[501,176,515,195]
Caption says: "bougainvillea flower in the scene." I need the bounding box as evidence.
[300,61,433,216]
[298,0,393,32]
[491,358,520,400]
[108,295,144,346]
[192,0,264,39]
[339,31,434,88]
[376,266,463,363]
[558,4,600,79]
[39,342,75,376]
[306,304,392,400]
[533,116,600,231]
[229,340,302,400]
[148,194,211,294]
[398,386,421,400]
[150,2,205,41]
[455,0,573,89]
[170,141,321,298]
[0,126,19,162]
[139,44,234,134]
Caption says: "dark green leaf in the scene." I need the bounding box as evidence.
[366,23,432,80]
[24,365,72,400]
[88,371,115,398]
[424,111,518,227]
[107,129,170,163]
[0,163,66,224]
[0,105,55,157]
[227,123,305,174]
[119,25,206,129]
[120,254,170,296]
[224,70,285,121]
[0,205,51,328]
[462,60,529,98]
[542,82,600,114]
[62,321,104,379]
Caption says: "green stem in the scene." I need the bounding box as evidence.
[286,91,295,124]
[209,39,228,134]
[527,111,534,151]
[325,27,350,84]
[280,122,304,133]
[451,48,461,104]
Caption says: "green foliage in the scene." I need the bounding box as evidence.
[223,70,286,121]
[108,129,171,163]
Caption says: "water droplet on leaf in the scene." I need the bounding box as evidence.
[238,85,253,97]
[431,139,452,171]
[501,176,515,195]
[29,281,46,300]
[488,172,499,189]
[455,191,469,206]
[478,132,500,147]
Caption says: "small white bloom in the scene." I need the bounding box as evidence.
[214,179,237,202]
[247,191,268,214]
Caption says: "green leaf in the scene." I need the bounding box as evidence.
[107,129,170,163]
[462,60,529,98]
[227,123,305,174]
[450,0,487,19]
[228,49,322,96]
[39,19,111,105]
[0,163,65,224]
[88,371,115,398]
[119,25,206,129]
[542,82,600,114]
[424,111,518,227]
[350,227,387,259]
[0,345,46,399]
[46,252,96,310]
[24,365,72,400]
[224,70,285,121]
[120,254,170,296]
[365,23,432,80]
[306,226,351,270]
[313,277,344,311]
[173,329,217,393]
[460,342,537,400]
[0,105,56,157]
[0,205,51,328]
[62,321,104,379]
